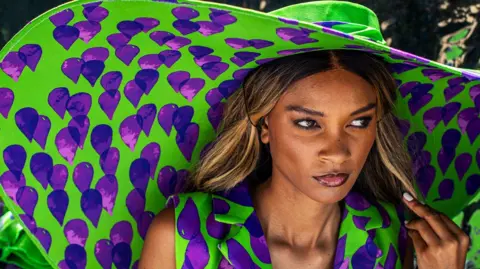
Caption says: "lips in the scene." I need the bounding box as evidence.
[313,173,349,187]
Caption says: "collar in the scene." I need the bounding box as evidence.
[210,182,404,268]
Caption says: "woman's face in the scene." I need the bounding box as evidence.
[260,68,378,204]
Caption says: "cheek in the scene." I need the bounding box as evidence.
[352,128,377,167]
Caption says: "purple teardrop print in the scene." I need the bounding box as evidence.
[442,102,461,125]
[172,7,199,20]
[130,158,150,192]
[150,31,175,46]
[73,162,93,192]
[173,106,194,131]
[4,144,27,174]
[225,38,250,49]
[226,239,260,269]
[64,219,89,247]
[436,179,454,201]
[158,104,178,136]
[206,212,230,239]
[137,211,155,239]
[62,58,84,83]
[50,9,74,26]
[112,242,132,269]
[124,81,144,108]
[250,234,271,264]
[19,44,42,71]
[82,47,109,62]
[177,198,200,240]
[353,215,371,230]
[157,166,176,198]
[99,90,121,120]
[83,6,109,22]
[345,191,371,211]
[107,33,131,50]
[53,25,80,50]
[455,153,471,181]
[65,244,87,269]
[173,20,200,35]
[179,77,205,101]
[119,115,142,151]
[74,20,101,43]
[467,118,480,144]
[48,87,70,119]
[95,174,118,215]
[141,142,161,179]
[55,127,79,164]
[466,174,480,195]
[158,50,181,68]
[165,36,191,50]
[90,124,113,155]
[15,107,39,141]
[210,9,237,26]
[438,148,455,175]
[0,171,26,202]
[110,221,133,245]
[126,188,146,221]
[0,88,14,118]
[205,88,223,107]
[1,52,26,81]
[421,68,452,82]
[183,235,210,268]
[32,115,51,149]
[415,165,436,199]
[208,104,224,130]
[167,71,189,92]
[95,239,114,269]
[423,107,442,133]
[197,21,224,36]
[69,115,90,149]
[49,164,68,190]
[202,61,229,80]
[16,186,38,216]
[81,189,103,227]
[35,228,52,253]
[30,152,53,189]
[81,60,105,86]
[444,84,465,102]
[100,147,120,175]
[47,189,69,226]
[188,46,213,58]
[117,20,144,38]
[116,45,140,66]
[101,71,122,91]
[67,92,92,118]
[176,123,199,161]
[135,17,160,32]
[138,54,164,70]
[135,69,159,95]
[457,108,478,134]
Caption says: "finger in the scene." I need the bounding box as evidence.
[439,214,470,246]
[403,193,454,240]
[407,229,427,253]
[405,218,440,246]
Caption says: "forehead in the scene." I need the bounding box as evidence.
[281,69,377,106]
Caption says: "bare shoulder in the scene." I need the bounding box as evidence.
[138,207,176,269]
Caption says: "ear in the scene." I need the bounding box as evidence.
[260,116,269,144]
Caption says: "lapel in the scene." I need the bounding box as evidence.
[210,182,403,269]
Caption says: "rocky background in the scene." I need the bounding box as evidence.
[0,0,479,268]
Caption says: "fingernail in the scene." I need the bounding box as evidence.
[403,192,414,201]
[404,220,409,225]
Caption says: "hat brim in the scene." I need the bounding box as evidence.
[0,0,479,268]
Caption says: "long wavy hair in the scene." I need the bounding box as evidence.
[188,50,417,205]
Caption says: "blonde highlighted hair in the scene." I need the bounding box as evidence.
[189,50,417,204]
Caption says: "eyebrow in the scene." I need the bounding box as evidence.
[285,103,377,117]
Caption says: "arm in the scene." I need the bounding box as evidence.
[138,207,176,269]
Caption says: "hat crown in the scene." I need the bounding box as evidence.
[269,1,386,43]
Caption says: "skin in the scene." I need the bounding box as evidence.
[139,69,469,268]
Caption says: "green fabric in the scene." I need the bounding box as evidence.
[168,187,406,268]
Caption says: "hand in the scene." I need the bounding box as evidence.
[402,192,470,269]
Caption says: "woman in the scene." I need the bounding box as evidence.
[139,50,470,268]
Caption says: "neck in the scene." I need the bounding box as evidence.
[251,174,342,250]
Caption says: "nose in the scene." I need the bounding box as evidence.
[317,131,351,165]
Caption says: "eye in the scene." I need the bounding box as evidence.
[350,117,372,129]
[294,119,319,130]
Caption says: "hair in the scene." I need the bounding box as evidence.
[188,50,418,205]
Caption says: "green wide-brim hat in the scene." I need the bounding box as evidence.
[0,0,479,268]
